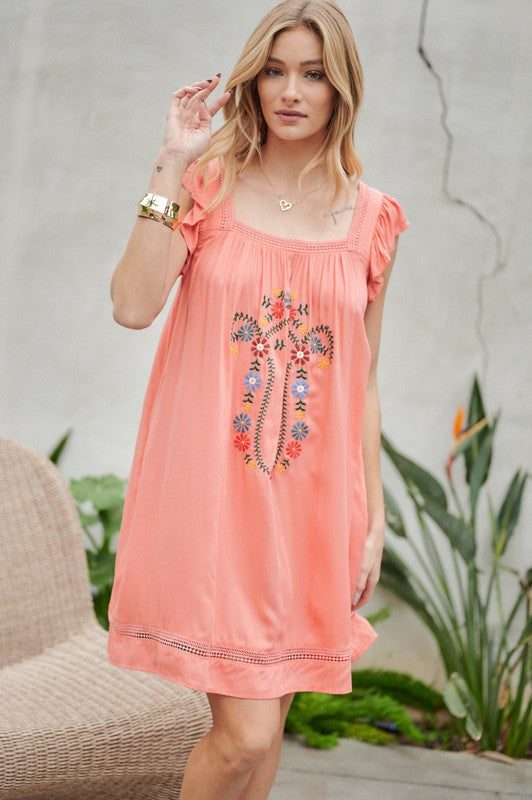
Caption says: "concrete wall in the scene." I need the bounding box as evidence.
[2,0,531,689]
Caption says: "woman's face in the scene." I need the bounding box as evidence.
[256,26,337,146]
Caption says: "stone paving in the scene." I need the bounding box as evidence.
[270,735,532,800]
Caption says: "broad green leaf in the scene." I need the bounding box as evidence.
[421,498,476,562]
[465,714,483,741]
[87,551,116,587]
[365,605,392,626]
[495,470,529,557]
[381,546,410,582]
[443,677,466,717]
[381,433,447,509]
[99,505,124,544]
[70,474,126,510]
[380,549,437,632]
[443,672,482,740]
[383,484,407,538]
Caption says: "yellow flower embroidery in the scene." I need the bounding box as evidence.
[295,410,305,420]
[299,324,308,336]
[289,289,297,301]
[272,288,282,297]
[248,460,257,469]
[318,356,330,370]
[242,401,253,412]
[259,315,268,327]
[275,463,286,473]
[231,343,239,356]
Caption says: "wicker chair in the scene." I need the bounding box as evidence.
[0,436,213,800]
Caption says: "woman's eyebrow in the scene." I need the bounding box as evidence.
[266,56,324,66]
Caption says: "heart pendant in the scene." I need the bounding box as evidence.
[279,199,292,212]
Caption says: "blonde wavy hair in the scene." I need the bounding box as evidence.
[193,0,364,211]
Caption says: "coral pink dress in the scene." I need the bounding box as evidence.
[107,158,410,699]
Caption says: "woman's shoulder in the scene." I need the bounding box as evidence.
[355,177,410,235]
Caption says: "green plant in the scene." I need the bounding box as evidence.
[69,473,126,629]
[380,375,531,757]
[48,431,127,629]
[285,668,447,749]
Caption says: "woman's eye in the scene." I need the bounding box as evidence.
[263,67,325,80]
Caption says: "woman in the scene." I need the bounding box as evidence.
[107,1,410,798]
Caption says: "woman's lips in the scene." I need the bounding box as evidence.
[275,111,307,123]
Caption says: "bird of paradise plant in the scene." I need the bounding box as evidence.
[379,375,531,757]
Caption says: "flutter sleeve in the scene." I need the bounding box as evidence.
[178,158,222,274]
[367,193,410,302]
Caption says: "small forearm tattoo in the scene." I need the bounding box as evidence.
[324,204,355,226]
[156,165,163,172]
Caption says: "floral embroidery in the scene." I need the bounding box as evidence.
[237,323,255,342]
[229,288,334,477]
[244,370,262,392]
[309,334,323,353]
[233,412,252,433]
[234,432,251,451]
[291,379,310,400]
[251,337,270,358]
[291,421,309,441]
[290,346,310,364]
[286,440,302,458]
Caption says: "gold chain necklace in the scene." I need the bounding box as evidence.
[258,163,327,212]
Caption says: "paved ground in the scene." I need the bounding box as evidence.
[271,735,532,799]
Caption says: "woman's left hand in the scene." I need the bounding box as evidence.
[352,525,385,609]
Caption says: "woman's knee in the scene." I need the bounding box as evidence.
[206,693,282,772]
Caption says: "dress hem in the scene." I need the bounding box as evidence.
[106,615,378,700]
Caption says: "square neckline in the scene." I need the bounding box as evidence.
[221,179,367,251]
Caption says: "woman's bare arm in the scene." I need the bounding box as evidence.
[109,152,191,329]
[109,73,231,329]
[352,239,399,608]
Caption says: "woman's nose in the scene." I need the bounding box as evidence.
[281,74,301,103]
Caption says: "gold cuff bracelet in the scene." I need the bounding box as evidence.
[138,192,181,230]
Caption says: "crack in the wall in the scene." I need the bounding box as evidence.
[416,0,506,384]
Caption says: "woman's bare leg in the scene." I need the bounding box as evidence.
[235,691,296,800]
[179,693,283,800]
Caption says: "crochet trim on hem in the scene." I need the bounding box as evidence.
[109,619,353,664]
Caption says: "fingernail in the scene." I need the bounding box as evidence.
[216,72,221,77]
[207,79,213,83]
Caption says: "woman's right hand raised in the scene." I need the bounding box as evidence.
[162,73,232,166]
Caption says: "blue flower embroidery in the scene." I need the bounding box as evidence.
[291,379,310,399]
[244,370,262,392]
[292,421,309,440]
[233,413,252,433]
[309,335,323,353]
[237,323,255,342]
